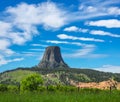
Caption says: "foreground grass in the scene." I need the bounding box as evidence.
[0,90,120,102]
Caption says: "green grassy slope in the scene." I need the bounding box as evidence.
[0,69,36,84]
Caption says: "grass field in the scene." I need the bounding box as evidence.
[0,90,120,102]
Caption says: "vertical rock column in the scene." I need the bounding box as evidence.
[38,46,69,69]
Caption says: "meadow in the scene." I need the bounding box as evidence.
[0,90,120,102]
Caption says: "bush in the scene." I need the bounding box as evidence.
[63,86,76,92]
[80,88,102,93]
[7,85,19,92]
[20,73,43,92]
[47,85,57,92]
[56,85,76,92]
[67,86,76,92]
[37,86,46,92]
[0,84,7,92]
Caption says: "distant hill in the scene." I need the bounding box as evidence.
[0,67,120,86]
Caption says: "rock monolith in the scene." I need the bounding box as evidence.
[38,46,69,69]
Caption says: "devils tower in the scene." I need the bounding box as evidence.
[38,46,69,69]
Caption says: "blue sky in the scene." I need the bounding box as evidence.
[0,0,120,73]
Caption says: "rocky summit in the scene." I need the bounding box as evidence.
[38,46,69,69]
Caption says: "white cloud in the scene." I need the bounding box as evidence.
[6,2,67,30]
[57,34,104,42]
[0,21,31,45]
[21,52,37,57]
[70,42,84,46]
[108,7,120,15]
[76,0,120,20]
[0,21,12,36]
[86,6,97,13]
[46,40,99,51]
[11,58,24,62]
[31,44,48,47]
[46,40,68,44]
[0,55,24,66]
[46,40,86,46]
[0,39,14,55]
[79,5,98,14]
[86,19,120,28]
[0,39,23,66]
[64,26,89,33]
[0,39,11,50]
[68,45,95,57]
[0,1,69,66]
[29,49,44,51]
[79,28,89,33]
[94,65,120,73]
[64,44,107,58]
[0,1,68,48]
[64,26,79,32]
[90,30,120,38]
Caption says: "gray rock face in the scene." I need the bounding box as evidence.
[38,46,69,69]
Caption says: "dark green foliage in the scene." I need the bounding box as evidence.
[20,74,43,92]
[62,86,76,92]
[56,85,76,92]
[69,73,91,82]
[0,84,19,93]
[47,85,57,92]
[0,84,8,92]
[37,86,46,92]
[80,88,102,93]
[7,85,19,92]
